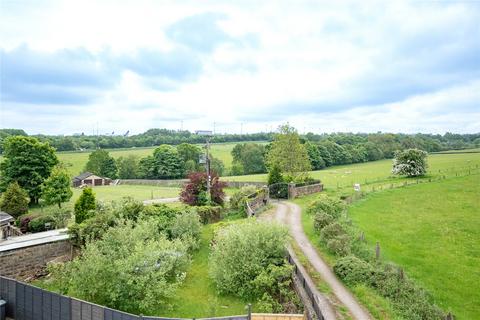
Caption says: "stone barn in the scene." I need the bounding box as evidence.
[73,172,112,187]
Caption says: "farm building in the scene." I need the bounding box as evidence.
[72,172,112,187]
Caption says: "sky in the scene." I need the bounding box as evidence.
[0,0,479,135]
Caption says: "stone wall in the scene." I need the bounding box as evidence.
[245,188,269,216]
[0,240,71,280]
[288,183,324,199]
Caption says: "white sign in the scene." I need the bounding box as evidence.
[354,183,361,192]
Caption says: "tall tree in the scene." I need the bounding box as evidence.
[177,143,201,164]
[266,124,311,181]
[117,155,139,179]
[85,149,118,178]
[392,149,428,177]
[231,143,266,174]
[0,136,58,203]
[305,141,326,170]
[0,181,29,218]
[42,165,73,208]
[152,145,185,179]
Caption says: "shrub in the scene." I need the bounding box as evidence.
[180,172,226,206]
[51,220,190,314]
[333,255,373,286]
[0,181,29,218]
[68,207,117,247]
[209,220,289,300]
[170,210,202,251]
[49,207,72,228]
[74,188,96,223]
[17,213,40,233]
[28,215,56,233]
[195,206,223,224]
[313,212,334,231]
[327,234,351,256]
[320,222,347,242]
[307,195,345,219]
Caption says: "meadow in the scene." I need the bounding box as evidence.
[57,142,260,176]
[349,175,479,319]
[292,152,480,319]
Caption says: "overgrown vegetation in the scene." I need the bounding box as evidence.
[209,220,300,313]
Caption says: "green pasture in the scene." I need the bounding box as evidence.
[56,142,265,176]
[224,152,480,187]
[349,175,480,319]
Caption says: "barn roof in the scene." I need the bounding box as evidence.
[73,172,95,181]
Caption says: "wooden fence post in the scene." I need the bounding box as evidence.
[248,303,252,320]
[376,242,381,260]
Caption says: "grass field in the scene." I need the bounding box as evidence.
[348,175,480,319]
[224,153,480,187]
[56,142,266,176]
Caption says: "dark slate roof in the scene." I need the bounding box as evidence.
[73,172,94,181]
[0,211,14,225]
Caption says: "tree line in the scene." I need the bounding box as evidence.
[1,128,479,153]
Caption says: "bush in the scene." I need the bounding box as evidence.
[0,181,29,218]
[320,222,347,242]
[74,188,96,223]
[49,208,72,228]
[51,220,190,314]
[327,234,351,256]
[195,206,223,224]
[180,172,226,206]
[313,212,334,231]
[307,195,345,219]
[28,215,56,233]
[209,220,289,300]
[17,213,40,233]
[170,210,202,251]
[333,255,373,285]
[68,207,117,247]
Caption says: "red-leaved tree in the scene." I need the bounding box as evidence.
[180,172,226,206]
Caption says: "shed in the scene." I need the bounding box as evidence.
[0,211,15,240]
[72,172,112,188]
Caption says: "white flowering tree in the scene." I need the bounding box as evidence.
[392,148,428,177]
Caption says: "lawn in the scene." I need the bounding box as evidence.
[31,185,181,215]
[56,141,267,176]
[160,223,249,318]
[348,175,480,320]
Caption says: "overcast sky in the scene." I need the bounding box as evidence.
[1,0,479,135]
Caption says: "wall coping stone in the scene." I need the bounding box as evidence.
[0,229,69,253]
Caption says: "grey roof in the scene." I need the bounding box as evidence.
[73,172,94,181]
[0,211,14,225]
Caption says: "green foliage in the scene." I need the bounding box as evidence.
[195,206,223,224]
[28,215,56,233]
[50,220,191,314]
[313,212,334,231]
[305,141,326,170]
[117,155,139,179]
[42,165,73,208]
[153,145,185,179]
[74,188,96,223]
[326,234,351,256]
[333,255,374,286]
[229,185,258,210]
[0,181,29,218]
[209,220,289,301]
[266,125,311,179]
[392,148,428,177]
[320,222,347,242]
[231,143,266,175]
[0,135,58,203]
[49,207,73,228]
[210,157,225,176]
[307,194,345,219]
[85,149,118,178]
[177,143,201,166]
[267,164,284,185]
[170,210,202,251]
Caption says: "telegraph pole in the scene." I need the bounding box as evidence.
[205,137,211,198]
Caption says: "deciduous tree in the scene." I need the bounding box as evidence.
[0,136,58,203]
[85,149,118,178]
[42,165,73,208]
[392,148,428,177]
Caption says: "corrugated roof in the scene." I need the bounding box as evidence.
[73,172,94,180]
[0,211,14,224]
